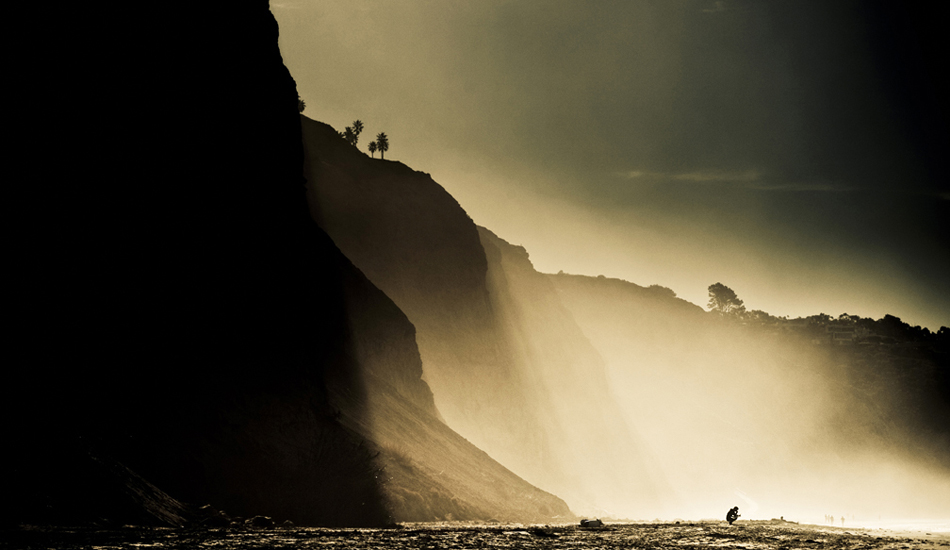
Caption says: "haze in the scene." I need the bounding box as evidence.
[276,0,948,330]
[276,0,950,525]
[547,277,950,523]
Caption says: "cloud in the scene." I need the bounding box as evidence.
[616,168,761,184]
[746,181,855,192]
[672,169,761,183]
[617,170,662,179]
[617,168,860,193]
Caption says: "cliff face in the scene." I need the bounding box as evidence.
[7,1,523,527]
[301,118,570,522]
[548,273,708,375]
[303,118,663,517]
[301,118,526,446]
[477,228,667,516]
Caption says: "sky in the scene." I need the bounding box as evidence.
[274,0,949,330]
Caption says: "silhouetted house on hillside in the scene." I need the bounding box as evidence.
[809,324,870,345]
[828,325,856,345]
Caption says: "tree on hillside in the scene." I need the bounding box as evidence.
[339,120,365,146]
[297,95,306,113]
[342,126,357,146]
[368,141,378,158]
[806,313,833,325]
[707,282,745,317]
[647,284,676,298]
[838,313,860,324]
[746,310,769,323]
[376,132,389,159]
[348,121,364,145]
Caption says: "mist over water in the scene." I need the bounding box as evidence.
[303,122,950,524]
[551,276,950,524]
[275,1,949,527]
[845,519,950,533]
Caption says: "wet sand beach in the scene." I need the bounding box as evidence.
[4,521,948,549]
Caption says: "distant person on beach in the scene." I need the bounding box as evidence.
[726,506,740,525]
[840,516,845,526]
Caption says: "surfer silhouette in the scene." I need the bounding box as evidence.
[726,506,740,525]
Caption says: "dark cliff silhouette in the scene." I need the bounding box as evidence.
[5,2,508,527]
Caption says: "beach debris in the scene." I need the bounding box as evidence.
[581,518,604,528]
[246,515,275,528]
[529,526,559,538]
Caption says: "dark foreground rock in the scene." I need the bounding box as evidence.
[5,1,571,528]
[4,1,402,528]
[2,522,947,550]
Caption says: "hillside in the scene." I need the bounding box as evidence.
[477,227,668,515]
[549,272,950,519]
[302,116,663,517]
[16,0,943,527]
[4,1,569,527]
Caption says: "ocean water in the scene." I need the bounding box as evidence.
[810,518,950,533]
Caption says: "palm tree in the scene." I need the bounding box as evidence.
[297,95,305,113]
[352,120,364,138]
[376,132,389,159]
[368,141,378,158]
[343,126,357,146]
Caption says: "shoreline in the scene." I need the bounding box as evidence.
[6,520,949,549]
